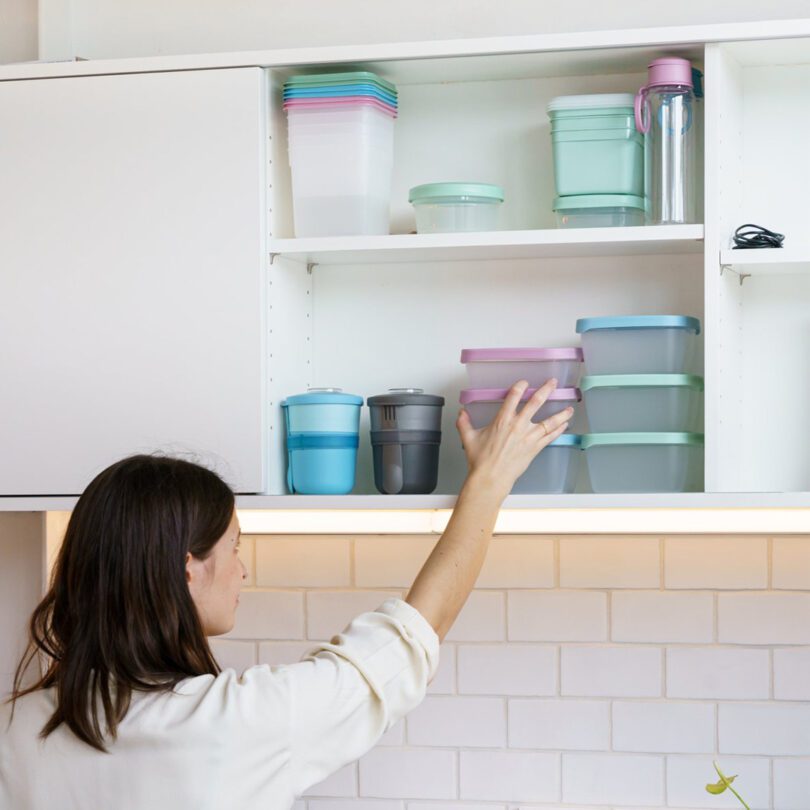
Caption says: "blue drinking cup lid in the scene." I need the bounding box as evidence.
[282,388,363,406]
[576,315,701,335]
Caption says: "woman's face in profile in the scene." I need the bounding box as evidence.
[186,511,247,636]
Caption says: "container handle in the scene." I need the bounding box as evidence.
[382,443,404,494]
[634,87,650,134]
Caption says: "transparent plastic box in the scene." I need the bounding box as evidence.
[583,433,704,493]
[554,194,645,228]
[460,387,581,431]
[582,374,704,432]
[461,347,583,389]
[512,436,582,494]
[409,183,504,234]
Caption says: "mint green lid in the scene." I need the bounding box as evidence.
[553,194,645,211]
[582,432,704,449]
[581,374,704,392]
[286,71,397,95]
[409,182,505,204]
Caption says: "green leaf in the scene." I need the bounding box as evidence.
[706,775,734,794]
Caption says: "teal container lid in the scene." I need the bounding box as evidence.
[409,182,505,204]
[282,388,363,406]
[582,432,704,449]
[581,374,704,392]
[576,315,701,335]
[554,194,645,212]
[549,433,583,448]
[285,71,397,95]
[547,93,636,113]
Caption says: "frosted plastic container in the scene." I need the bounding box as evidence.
[286,104,395,237]
[576,316,701,375]
[409,183,504,234]
[583,432,704,493]
[512,434,582,494]
[461,347,583,388]
[581,374,704,432]
[460,387,581,430]
[554,194,645,228]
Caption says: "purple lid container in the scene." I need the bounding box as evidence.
[460,347,584,363]
[459,387,582,405]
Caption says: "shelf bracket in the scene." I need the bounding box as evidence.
[269,252,279,265]
[307,262,316,275]
[720,263,749,286]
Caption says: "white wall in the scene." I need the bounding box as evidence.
[0,0,37,62]
[37,0,810,60]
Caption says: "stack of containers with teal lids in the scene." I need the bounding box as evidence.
[281,388,363,494]
[367,389,444,494]
[283,71,398,237]
[408,183,505,233]
[547,94,645,228]
[576,315,704,492]
[459,345,585,493]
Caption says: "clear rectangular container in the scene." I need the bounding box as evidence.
[460,387,581,431]
[512,435,582,494]
[576,316,701,375]
[554,194,645,228]
[461,347,583,389]
[581,374,704,433]
[583,433,704,493]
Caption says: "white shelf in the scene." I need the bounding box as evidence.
[271,225,704,266]
[720,249,810,277]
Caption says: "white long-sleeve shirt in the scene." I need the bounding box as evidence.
[0,598,439,810]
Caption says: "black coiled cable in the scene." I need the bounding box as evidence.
[732,224,785,249]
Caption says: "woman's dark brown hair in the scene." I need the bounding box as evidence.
[9,454,235,752]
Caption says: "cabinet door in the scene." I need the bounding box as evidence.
[0,68,266,494]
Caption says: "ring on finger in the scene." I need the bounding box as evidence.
[538,419,549,436]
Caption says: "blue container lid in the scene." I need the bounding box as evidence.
[576,315,701,336]
[282,388,363,406]
[549,433,583,448]
[287,433,359,449]
[553,194,644,212]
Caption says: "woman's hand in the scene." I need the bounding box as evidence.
[456,378,573,500]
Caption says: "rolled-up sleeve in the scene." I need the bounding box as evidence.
[284,598,439,796]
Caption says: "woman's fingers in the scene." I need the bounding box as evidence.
[497,379,529,422]
[533,407,572,442]
[456,407,475,448]
[520,378,559,423]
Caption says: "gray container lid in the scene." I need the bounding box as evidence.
[367,388,445,406]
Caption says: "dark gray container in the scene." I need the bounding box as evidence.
[367,389,445,494]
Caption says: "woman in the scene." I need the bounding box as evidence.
[1,379,570,810]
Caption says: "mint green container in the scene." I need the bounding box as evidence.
[548,93,644,197]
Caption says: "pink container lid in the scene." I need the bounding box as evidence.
[283,97,398,117]
[645,57,694,89]
[461,347,583,363]
[459,387,582,405]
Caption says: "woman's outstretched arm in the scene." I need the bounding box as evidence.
[406,378,572,640]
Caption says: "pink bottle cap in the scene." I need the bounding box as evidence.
[646,57,694,89]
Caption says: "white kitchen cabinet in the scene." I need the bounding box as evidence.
[0,67,267,494]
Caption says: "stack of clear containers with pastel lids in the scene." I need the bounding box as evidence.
[576,315,704,492]
[459,347,585,493]
[283,71,398,237]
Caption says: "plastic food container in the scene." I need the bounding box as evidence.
[409,183,504,233]
[582,374,704,432]
[554,194,645,228]
[582,432,704,493]
[547,94,644,197]
[460,387,581,430]
[576,315,701,375]
[367,389,445,495]
[461,347,583,389]
[282,388,363,494]
[512,433,582,494]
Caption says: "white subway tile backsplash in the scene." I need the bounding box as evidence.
[409,805,504,810]
[508,591,607,642]
[773,537,810,590]
[612,591,713,643]
[561,646,661,697]
[226,590,304,640]
[354,536,436,588]
[359,750,456,800]
[427,645,455,694]
[719,703,810,755]
[508,699,609,750]
[773,758,810,810]
[666,756,770,809]
[305,763,358,798]
[256,536,351,587]
[310,802,402,810]
[560,536,660,588]
[406,696,506,747]
[209,639,257,673]
[445,592,505,642]
[378,721,404,746]
[459,751,560,802]
[718,593,810,644]
[457,644,556,696]
[667,647,770,699]
[665,536,768,589]
[562,753,664,805]
[306,591,402,640]
[612,701,714,753]
[477,536,554,588]
[774,648,810,700]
